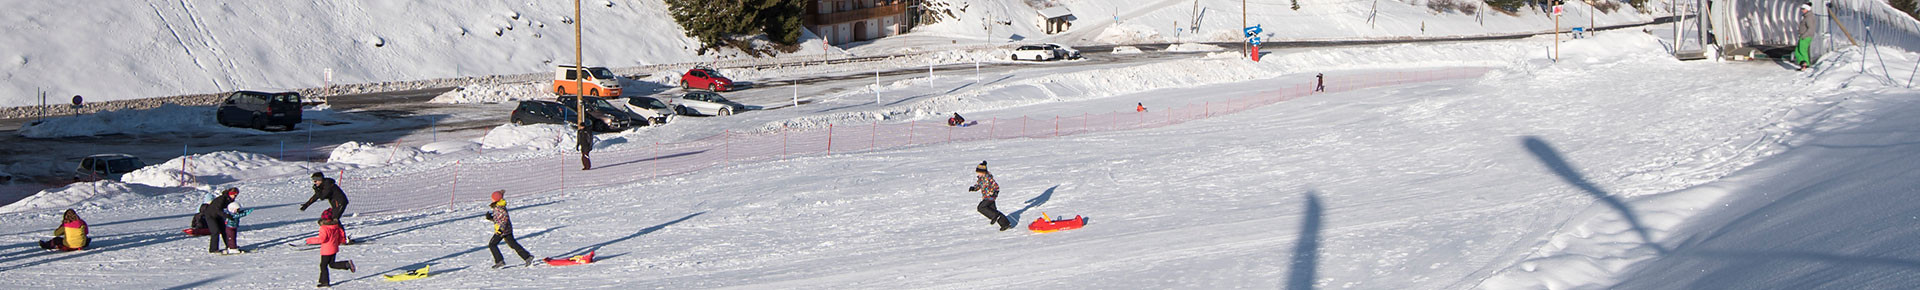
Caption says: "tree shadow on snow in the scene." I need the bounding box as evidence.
[1522,136,1668,255]
[162,273,233,290]
[1284,190,1324,290]
[338,226,567,285]
[1005,185,1059,223]
[554,211,707,260]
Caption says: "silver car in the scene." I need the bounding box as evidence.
[674,91,747,116]
[619,96,679,124]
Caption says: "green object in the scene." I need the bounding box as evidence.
[1795,37,1814,66]
[382,265,430,281]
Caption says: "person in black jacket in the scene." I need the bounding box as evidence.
[201,188,241,253]
[303,172,352,243]
[577,125,594,170]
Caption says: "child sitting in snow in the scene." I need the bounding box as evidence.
[39,209,88,251]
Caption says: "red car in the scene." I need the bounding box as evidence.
[680,67,734,91]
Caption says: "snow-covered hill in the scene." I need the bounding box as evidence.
[0,0,837,107]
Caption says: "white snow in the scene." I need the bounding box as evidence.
[1111,46,1144,54]
[428,82,550,104]
[2,2,1917,287]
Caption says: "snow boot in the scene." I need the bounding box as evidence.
[523,257,535,267]
[492,261,506,269]
[348,261,357,273]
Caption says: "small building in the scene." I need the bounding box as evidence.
[805,0,921,45]
[1038,7,1073,34]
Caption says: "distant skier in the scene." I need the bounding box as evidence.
[948,113,966,126]
[38,209,88,251]
[201,188,243,254]
[484,190,535,268]
[307,209,356,288]
[1795,1,1815,71]
[577,125,594,170]
[1136,103,1147,113]
[303,172,352,243]
[968,161,1013,231]
[1315,73,1326,92]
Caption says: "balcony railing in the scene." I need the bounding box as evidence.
[816,2,908,25]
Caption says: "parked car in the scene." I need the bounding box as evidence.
[1044,43,1082,59]
[675,91,747,116]
[74,154,143,181]
[1010,45,1058,61]
[618,96,679,124]
[510,99,645,132]
[216,90,303,131]
[553,65,623,97]
[680,67,734,91]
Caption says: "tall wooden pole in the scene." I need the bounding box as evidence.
[1242,0,1248,57]
[575,0,586,126]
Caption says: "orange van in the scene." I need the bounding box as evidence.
[553,65,623,97]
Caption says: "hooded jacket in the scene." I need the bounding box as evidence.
[305,222,347,255]
[304,178,349,211]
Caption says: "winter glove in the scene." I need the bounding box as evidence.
[968,186,979,191]
[298,204,308,211]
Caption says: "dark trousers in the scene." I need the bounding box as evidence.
[329,205,351,241]
[489,233,533,264]
[319,254,352,285]
[202,214,232,252]
[580,154,592,170]
[977,199,1010,228]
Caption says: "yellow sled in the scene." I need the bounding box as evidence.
[382,265,430,282]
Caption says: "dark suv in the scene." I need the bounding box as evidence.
[216,91,303,131]
[511,99,646,132]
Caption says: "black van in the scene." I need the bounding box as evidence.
[216,91,303,131]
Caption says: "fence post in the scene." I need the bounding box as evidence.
[828,124,835,154]
[650,142,658,181]
[725,130,731,162]
[991,117,997,138]
[871,121,877,149]
[449,161,460,212]
[908,121,915,145]
[782,125,789,156]
[1053,116,1059,137]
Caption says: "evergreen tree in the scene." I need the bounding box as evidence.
[664,0,807,53]
[1894,0,1920,20]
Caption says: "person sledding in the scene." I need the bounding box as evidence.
[201,187,245,254]
[969,161,1014,231]
[947,113,967,126]
[483,190,535,268]
[303,172,353,244]
[38,209,89,251]
[186,190,216,236]
[1136,103,1147,113]
[306,209,356,288]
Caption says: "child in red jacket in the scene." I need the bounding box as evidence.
[306,209,355,288]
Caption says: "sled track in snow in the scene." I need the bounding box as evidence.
[336,68,1493,215]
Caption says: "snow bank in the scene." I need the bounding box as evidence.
[328,141,426,166]
[429,82,550,104]
[0,181,180,214]
[477,123,583,151]
[124,151,337,189]
[1093,23,1165,44]
[1112,46,1144,54]
[420,141,484,154]
[1165,43,1225,52]
[16,104,255,138]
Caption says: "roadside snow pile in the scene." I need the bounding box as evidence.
[125,151,336,188]
[420,141,484,154]
[17,104,254,138]
[328,141,426,166]
[0,181,179,214]
[1166,43,1225,52]
[477,123,581,151]
[1112,46,1144,54]
[1094,23,1165,44]
[429,82,550,104]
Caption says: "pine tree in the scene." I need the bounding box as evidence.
[664,0,807,53]
[1893,0,1920,20]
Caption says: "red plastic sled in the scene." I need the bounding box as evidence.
[543,251,595,266]
[183,228,211,236]
[1027,214,1086,233]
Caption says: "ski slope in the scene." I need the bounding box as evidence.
[6,30,1909,289]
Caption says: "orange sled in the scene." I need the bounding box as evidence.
[1026,213,1086,233]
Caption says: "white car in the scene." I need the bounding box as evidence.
[674,91,747,116]
[618,96,678,124]
[1010,45,1058,61]
[1044,43,1082,59]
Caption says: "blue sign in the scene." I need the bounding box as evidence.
[1248,36,1263,46]
[1244,25,1263,37]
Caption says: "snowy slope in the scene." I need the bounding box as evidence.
[0,31,1862,289]
[0,0,837,107]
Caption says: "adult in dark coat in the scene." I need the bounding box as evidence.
[577,126,594,170]
[304,172,352,242]
[201,188,240,253]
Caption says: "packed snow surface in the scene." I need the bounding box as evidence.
[0,30,1914,290]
